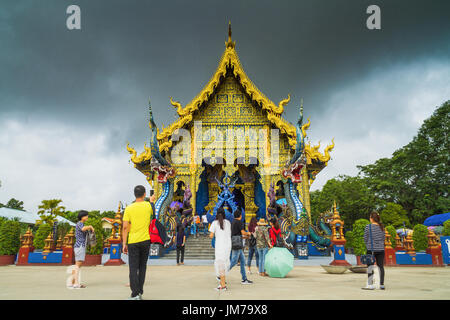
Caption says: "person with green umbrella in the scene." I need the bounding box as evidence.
[264,218,294,278]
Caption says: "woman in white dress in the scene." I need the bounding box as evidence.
[209,207,231,291]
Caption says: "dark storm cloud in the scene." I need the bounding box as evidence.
[1,0,449,211]
[1,0,449,147]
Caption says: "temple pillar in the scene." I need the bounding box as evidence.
[17,228,34,266]
[426,230,443,266]
[61,228,75,265]
[384,229,396,266]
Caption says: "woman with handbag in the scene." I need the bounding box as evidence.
[246,217,259,274]
[362,211,386,290]
[209,208,232,291]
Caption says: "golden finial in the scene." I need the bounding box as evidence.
[225,21,236,49]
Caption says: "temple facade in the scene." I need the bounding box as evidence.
[127,24,334,224]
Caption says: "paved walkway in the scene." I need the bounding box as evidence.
[101,254,357,266]
[1,264,449,300]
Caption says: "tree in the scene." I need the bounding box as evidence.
[101,211,116,219]
[63,211,79,224]
[380,203,410,228]
[3,198,25,211]
[310,175,383,229]
[33,223,52,250]
[358,101,450,225]
[37,200,66,224]
[412,224,429,252]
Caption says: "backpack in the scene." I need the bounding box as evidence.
[270,228,284,248]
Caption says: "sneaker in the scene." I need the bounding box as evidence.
[127,295,141,300]
[380,285,385,290]
[139,294,143,300]
[241,279,253,285]
[362,285,375,290]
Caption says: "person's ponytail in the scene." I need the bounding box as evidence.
[370,211,384,231]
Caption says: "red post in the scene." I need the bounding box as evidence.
[61,228,75,265]
[384,230,396,266]
[426,230,443,266]
[16,227,34,265]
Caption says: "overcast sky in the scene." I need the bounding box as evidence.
[0,0,449,212]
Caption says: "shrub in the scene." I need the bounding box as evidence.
[352,219,370,256]
[344,231,353,249]
[412,224,429,251]
[0,220,21,255]
[386,225,397,248]
[33,223,52,249]
[443,220,450,236]
[84,217,104,255]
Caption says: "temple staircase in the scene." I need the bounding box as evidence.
[163,233,215,260]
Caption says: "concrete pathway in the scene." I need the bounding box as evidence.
[0,264,448,300]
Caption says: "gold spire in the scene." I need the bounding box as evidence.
[225,21,235,49]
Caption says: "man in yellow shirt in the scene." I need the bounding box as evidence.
[122,185,153,300]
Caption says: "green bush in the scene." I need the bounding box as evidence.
[412,224,429,251]
[443,220,450,236]
[0,220,21,255]
[344,231,353,249]
[84,217,104,255]
[352,219,370,256]
[386,225,397,248]
[33,223,52,250]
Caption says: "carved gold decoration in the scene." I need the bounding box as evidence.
[330,201,345,242]
[127,142,152,164]
[21,227,34,248]
[305,138,335,164]
[43,232,54,253]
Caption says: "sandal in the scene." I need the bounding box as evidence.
[215,285,227,291]
[73,284,86,289]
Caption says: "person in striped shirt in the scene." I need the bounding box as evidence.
[363,211,386,290]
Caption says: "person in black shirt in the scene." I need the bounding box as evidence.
[229,209,253,285]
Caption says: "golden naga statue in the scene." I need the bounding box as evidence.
[127,142,152,164]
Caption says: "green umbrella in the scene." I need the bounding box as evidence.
[264,247,294,278]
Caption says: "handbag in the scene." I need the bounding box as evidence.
[231,235,243,250]
[86,229,97,248]
[360,224,376,266]
[249,234,256,247]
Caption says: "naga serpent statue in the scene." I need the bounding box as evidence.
[266,103,332,253]
[147,101,177,231]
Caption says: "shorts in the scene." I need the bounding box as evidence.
[74,246,86,262]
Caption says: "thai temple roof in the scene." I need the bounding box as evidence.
[156,22,299,152]
[129,23,334,168]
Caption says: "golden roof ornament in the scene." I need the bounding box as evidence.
[225,21,235,49]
